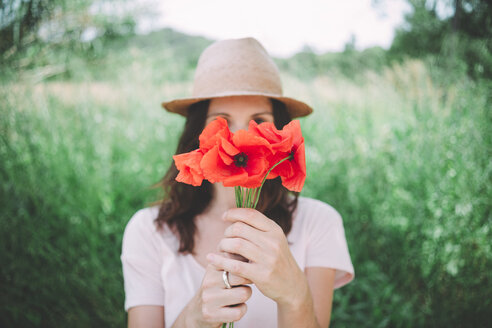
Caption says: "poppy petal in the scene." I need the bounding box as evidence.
[199,117,232,152]
[173,150,204,186]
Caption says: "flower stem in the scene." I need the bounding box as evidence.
[253,155,292,208]
[234,186,242,208]
[248,187,255,208]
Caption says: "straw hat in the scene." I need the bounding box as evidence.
[161,37,313,118]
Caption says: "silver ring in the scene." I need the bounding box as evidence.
[222,271,232,289]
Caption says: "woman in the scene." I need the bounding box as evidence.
[121,37,354,328]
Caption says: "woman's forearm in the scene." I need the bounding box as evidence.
[170,301,192,328]
[171,294,201,328]
[277,282,321,328]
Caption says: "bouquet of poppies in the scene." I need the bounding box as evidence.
[173,117,305,328]
[173,117,306,209]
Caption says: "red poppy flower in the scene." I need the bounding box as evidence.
[173,149,204,186]
[248,120,293,180]
[200,128,273,188]
[199,116,233,152]
[249,120,306,192]
[273,120,306,192]
[173,117,306,193]
[248,120,293,153]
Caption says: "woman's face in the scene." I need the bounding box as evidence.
[206,95,274,132]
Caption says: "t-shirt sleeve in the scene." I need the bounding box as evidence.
[120,208,165,311]
[304,199,355,289]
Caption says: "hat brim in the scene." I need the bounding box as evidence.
[161,91,313,119]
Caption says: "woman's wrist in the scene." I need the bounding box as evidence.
[182,303,197,328]
[276,267,310,307]
[276,273,320,328]
[172,294,205,328]
[184,295,207,328]
[278,278,310,309]
[277,300,319,328]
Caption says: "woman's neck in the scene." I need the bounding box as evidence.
[203,183,236,217]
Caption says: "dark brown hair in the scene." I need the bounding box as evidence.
[154,98,299,254]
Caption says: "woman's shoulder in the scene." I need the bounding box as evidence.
[122,204,176,253]
[123,205,161,236]
[296,196,343,223]
[293,196,345,234]
[295,197,355,287]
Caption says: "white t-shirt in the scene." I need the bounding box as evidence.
[121,196,354,327]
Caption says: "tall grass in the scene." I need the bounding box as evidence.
[298,61,491,327]
[1,56,490,327]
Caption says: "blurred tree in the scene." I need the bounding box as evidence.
[1,0,49,53]
[344,34,357,53]
[275,37,387,81]
[386,0,492,79]
[1,0,87,55]
[0,0,138,66]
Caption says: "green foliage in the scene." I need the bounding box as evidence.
[300,61,491,326]
[1,27,491,327]
[2,27,213,84]
[1,0,138,71]
[389,0,492,80]
[1,0,58,53]
[0,78,184,326]
[276,45,388,81]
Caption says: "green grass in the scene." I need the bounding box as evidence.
[301,61,491,327]
[1,36,491,327]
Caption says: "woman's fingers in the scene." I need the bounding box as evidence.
[200,287,251,323]
[218,237,262,263]
[199,266,252,324]
[207,253,255,281]
[223,221,269,247]
[202,285,252,307]
[226,271,253,286]
[223,208,276,232]
[223,286,252,306]
[210,303,248,323]
[211,255,253,286]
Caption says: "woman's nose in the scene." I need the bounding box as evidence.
[229,121,249,133]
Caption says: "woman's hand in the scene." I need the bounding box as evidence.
[175,263,252,328]
[206,208,310,308]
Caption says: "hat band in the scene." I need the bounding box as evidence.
[191,90,282,99]
[192,65,283,97]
